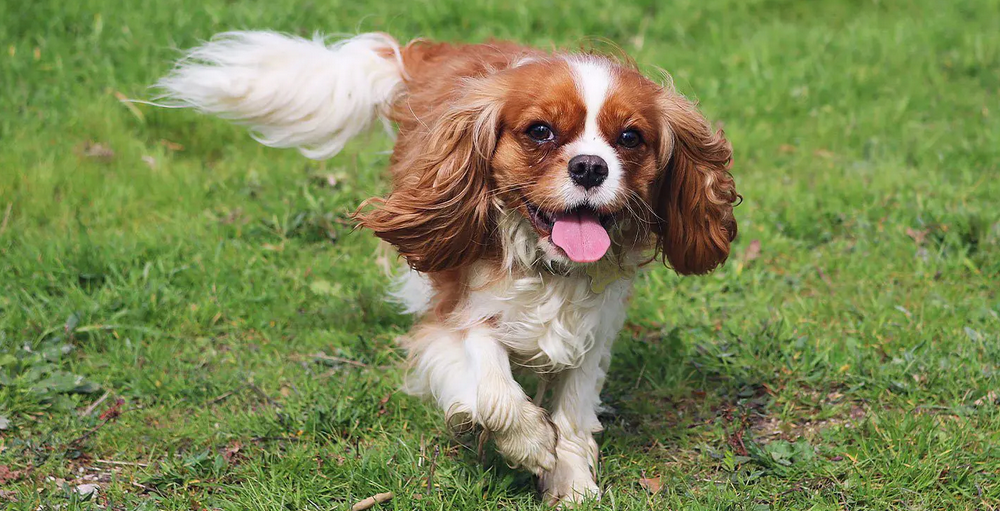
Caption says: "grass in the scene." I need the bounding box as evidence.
[1,0,999,509]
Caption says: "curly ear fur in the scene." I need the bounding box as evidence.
[654,93,739,275]
[355,85,503,273]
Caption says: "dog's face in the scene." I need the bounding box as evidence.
[491,57,667,265]
[361,54,739,275]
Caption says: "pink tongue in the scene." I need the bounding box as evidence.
[551,211,611,263]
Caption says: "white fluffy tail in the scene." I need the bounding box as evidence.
[155,31,405,160]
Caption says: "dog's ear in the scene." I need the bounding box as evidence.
[356,84,503,273]
[652,92,740,275]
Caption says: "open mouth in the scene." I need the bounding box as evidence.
[525,201,616,263]
[525,202,615,234]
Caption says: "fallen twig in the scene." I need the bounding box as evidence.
[310,352,368,368]
[249,436,305,443]
[247,383,282,409]
[70,399,125,446]
[350,491,393,511]
[94,459,149,468]
[207,387,241,405]
[427,445,439,493]
[79,390,111,417]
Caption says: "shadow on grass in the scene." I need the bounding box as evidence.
[599,320,801,456]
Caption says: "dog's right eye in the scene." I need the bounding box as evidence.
[526,123,555,142]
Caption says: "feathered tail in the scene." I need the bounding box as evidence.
[154,31,406,160]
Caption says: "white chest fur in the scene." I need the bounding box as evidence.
[393,267,633,373]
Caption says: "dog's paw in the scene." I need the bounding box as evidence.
[540,433,601,507]
[491,403,557,475]
[540,466,600,507]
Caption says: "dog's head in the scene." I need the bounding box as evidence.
[359,54,739,275]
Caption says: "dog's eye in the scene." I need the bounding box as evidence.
[617,129,642,148]
[526,123,555,142]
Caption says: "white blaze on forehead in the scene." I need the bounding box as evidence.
[569,58,612,131]
[563,57,623,208]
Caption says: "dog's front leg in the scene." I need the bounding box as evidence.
[539,334,614,505]
[404,323,557,474]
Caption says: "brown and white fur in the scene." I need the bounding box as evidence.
[156,31,739,505]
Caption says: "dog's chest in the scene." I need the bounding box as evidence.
[468,273,632,372]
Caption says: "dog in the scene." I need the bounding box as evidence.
[155,31,739,505]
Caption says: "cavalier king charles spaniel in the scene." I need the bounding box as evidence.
[157,31,739,505]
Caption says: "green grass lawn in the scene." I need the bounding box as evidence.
[2,0,999,509]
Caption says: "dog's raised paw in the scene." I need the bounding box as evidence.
[492,403,558,475]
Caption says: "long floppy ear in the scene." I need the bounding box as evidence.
[654,93,740,275]
[355,86,502,273]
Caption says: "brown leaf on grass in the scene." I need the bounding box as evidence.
[80,141,115,162]
[905,227,928,245]
[728,426,748,456]
[813,149,835,158]
[638,474,662,494]
[743,239,761,263]
[974,391,998,407]
[223,441,243,463]
[0,489,18,502]
[74,483,100,497]
[159,139,184,151]
[377,393,392,416]
[778,144,797,154]
[0,465,25,485]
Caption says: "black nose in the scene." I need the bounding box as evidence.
[568,154,608,190]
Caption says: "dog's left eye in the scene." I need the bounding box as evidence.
[527,123,555,142]
[617,129,642,148]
